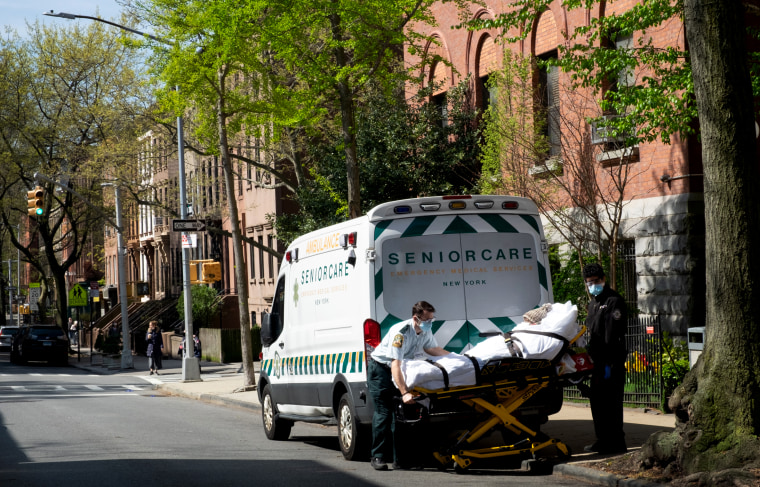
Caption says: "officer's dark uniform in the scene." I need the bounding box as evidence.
[586,284,628,452]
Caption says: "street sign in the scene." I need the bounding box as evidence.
[69,283,88,307]
[181,233,198,248]
[172,219,206,231]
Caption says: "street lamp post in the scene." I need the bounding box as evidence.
[43,10,199,380]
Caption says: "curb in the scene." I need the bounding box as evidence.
[156,384,262,412]
[553,463,664,487]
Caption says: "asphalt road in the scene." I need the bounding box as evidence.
[0,353,593,487]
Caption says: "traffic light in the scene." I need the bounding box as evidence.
[27,186,44,217]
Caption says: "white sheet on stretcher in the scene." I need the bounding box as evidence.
[399,301,581,390]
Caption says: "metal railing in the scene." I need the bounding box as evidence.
[564,314,663,410]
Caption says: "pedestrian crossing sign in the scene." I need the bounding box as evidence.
[69,284,88,307]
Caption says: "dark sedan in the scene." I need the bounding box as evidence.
[10,325,69,365]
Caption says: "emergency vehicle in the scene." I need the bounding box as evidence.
[259,195,554,460]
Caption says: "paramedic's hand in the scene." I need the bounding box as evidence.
[402,392,417,404]
[604,365,612,380]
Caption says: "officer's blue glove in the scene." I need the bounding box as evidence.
[604,365,611,380]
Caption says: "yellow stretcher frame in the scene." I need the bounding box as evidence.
[412,326,588,472]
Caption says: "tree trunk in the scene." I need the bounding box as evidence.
[330,8,361,219]
[217,67,256,388]
[645,0,760,474]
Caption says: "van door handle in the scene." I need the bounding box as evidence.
[278,342,284,348]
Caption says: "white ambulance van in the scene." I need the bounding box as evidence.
[259,195,554,460]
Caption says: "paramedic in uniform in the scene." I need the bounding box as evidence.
[368,300,449,471]
[582,263,628,454]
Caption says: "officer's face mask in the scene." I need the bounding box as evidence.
[587,282,604,296]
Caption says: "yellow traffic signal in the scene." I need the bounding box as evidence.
[27,186,44,217]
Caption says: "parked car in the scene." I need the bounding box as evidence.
[0,326,20,350]
[10,325,69,365]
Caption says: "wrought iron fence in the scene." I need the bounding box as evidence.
[564,314,663,410]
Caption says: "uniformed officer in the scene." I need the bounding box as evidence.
[582,263,628,454]
[367,301,449,470]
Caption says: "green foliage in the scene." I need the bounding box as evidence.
[549,247,589,319]
[273,80,482,245]
[660,332,690,413]
[176,285,222,327]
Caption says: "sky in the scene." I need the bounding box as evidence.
[2,1,126,36]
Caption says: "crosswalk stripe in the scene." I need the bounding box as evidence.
[122,385,143,391]
[11,386,27,391]
[85,385,104,391]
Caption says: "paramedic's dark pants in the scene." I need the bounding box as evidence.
[367,359,401,463]
[589,360,626,448]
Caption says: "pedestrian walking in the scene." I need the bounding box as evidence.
[146,321,164,375]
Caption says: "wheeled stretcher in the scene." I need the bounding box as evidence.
[402,324,592,472]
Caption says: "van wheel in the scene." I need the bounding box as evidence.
[261,384,292,441]
[338,393,369,461]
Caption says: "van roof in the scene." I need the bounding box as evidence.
[367,195,539,222]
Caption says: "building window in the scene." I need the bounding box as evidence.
[258,235,264,279]
[432,92,448,128]
[249,241,256,282]
[267,235,275,279]
[537,51,560,158]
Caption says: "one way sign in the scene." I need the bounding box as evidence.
[172,219,206,232]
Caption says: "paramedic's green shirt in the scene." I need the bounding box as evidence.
[371,319,438,365]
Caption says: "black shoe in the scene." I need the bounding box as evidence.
[155,370,159,375]
[584,442,601,453]
[371,457,388,471]
[149,370,154,375]
[392,461,421,470]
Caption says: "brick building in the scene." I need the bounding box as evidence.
[409,1,713,334]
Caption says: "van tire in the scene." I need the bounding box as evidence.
[337,393,369,461]
[262,384,292,441]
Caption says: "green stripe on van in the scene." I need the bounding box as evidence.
[521,214,541,234]
[538,261,548,289]
[480,213,518,233]
[489,316,518,333]
[374,219,394,240]
[401,215,435,237]
[374,269,383,299]
[443,216,477,234]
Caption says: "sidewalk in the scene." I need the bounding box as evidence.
[68,351,673,486]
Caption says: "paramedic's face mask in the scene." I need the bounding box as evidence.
[585,277,604,296]
[416,312,435,332]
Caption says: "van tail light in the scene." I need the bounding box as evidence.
[363,318,381,367]
[259,352,263,360]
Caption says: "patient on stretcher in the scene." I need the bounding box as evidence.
[398,301,586,391]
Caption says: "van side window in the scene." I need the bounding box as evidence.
[261,277,286,346]
[272,277,285,320]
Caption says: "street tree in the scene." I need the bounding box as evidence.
[134,0,286,387]
[0,20,150,329]
[253,0,474,219]
[471,0,760,478]
[275,79,482,245]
